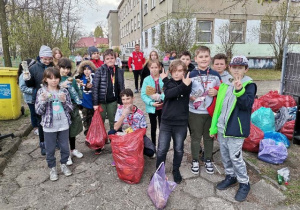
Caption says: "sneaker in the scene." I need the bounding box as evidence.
[191,160,199,175]
[95,148,102,155]
[60,164,72,176]
[34,129,39,136]
[150,153,156,159]
[134,89,139,93]
[111,161,116,167]
[205,159,214,174]
[66,156,73,166]
[235,183,251,202]
[50,167,58,181]
[216,175,237,190]
[172,170,182,184]
[71,149,83,158]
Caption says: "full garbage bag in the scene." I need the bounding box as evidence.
[264,131,290,148]
[275,107,290,131]
[259,91,296,112]
[109,128,146,184]
[243,123,264,153]
[258,139,288,164]
[280,120,295,140]
[147,162,177,209]
[251,107,275,132]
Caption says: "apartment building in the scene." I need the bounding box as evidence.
[107,10,120,49]
[113,0,300,66]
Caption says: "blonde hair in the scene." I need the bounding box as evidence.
[169,59,187,74]
[195,46,210,57]
[147,59,161,69]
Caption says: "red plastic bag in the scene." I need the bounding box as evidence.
[109,128,146,184]
[259,91,296,112]
[280,120,295,140]
[85,106,107,150]
[243,123,264,153]
[252,99,264,113]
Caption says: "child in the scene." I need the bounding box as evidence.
[115,52,122,69]
[52,47,63,67]
[169,51,177,60]
[189,46,221,175]
[58,58,83,166]
[141,59,165,146]
[212,53,232,84]
[156,59,191,184]
[209,56,257,202]
[35,67,73,181]
[75,60,97,136]
[163,52,170,62]
[110,88,156,161]
[92,49,125,154]
[141,50,164,86]
[179,51,195,72]
[88,46,104,68]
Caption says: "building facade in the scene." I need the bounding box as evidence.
[107,10,120,49]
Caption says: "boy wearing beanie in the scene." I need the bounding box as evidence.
[88,46,103,68]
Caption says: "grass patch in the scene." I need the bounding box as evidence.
[124,71,134,80]
[260,167,277,178]
[247,69,281,81]
[246,157,258,165]
[283,179,300,205]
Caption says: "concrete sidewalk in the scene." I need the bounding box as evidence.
[0,79,295,209]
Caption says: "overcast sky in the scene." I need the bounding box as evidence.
[80,0,121,36]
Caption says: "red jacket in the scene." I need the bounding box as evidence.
[91,59,104,68]
[128,51,145,70]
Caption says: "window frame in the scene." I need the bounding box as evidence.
[289,23,300,44]
[230,21,245,44]
[197,20,213,43]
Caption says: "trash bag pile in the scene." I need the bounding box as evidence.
[243,91,296,164]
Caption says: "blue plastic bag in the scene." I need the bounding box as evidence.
[251,107,275,132]
[264,131,290,148]
[258,139,288,164]
[147,162,177,209]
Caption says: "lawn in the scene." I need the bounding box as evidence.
[246,69,281,80]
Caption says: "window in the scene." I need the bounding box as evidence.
[134,16,137,30]
[152,27,156,45]
[144,0,148,15]
[145,31,149,48]
[151,0,156,9]
[260,22,273,43]
[230,21,244,43]
[197,21,212,43]
[137,13,140,28]
[289,23,300,43]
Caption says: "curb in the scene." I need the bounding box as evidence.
[0,124,32,174]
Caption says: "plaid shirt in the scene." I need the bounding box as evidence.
[35,87,73,128]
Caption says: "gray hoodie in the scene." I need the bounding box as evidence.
[220,71,232,84]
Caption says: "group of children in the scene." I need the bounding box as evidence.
[19,43,256,202]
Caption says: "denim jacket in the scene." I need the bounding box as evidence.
[19,73,34,104]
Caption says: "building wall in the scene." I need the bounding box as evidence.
[107,11,120,49]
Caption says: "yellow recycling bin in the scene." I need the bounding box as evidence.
[0,68,21,120]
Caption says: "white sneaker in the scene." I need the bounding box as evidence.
[61,164,72,176]
[71,149,83,158]
[66,156,73,166]
[34,129,39,136]
[50,167,58,181]
[150,153,156,159]
[191,160,199,175]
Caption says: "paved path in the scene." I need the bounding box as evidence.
[0,79,294,210]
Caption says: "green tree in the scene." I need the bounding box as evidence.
[94,26,104,38]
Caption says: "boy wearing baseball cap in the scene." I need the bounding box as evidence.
[209,55,257,202]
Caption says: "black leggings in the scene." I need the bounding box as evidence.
[69,136,76,150]
[133,70,142,90]
[148,109,162,146]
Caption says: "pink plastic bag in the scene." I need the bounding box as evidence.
[147,162,177,209]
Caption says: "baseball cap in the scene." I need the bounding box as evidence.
[229,55,248,66]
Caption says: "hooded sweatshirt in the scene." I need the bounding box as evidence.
[220,70,232,84]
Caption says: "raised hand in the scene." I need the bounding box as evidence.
[58,92,66,102]
[122,104,132,117]
[233,75,242,91]
[182,72,191,86]
[160,70,169,80]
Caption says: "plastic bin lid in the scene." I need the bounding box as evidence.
[0,68,19,76]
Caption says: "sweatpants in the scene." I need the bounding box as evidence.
[189,112,213,161]
[44,129,70,168]
[218,132,249,184]
[100,101,118,130]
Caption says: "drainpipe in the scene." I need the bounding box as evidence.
[140,0,144,50]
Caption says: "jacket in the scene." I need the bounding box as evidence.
[209,76,257,138]
[19,73,34,104]
[92,64,125,105]
[161,77,191,125]
[90,59,103,68]
[141,75,165,114]
[25,61,53,102]
[128,51,145,70]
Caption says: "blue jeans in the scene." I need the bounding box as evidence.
[156,123,187,171]
[27,103,38,128]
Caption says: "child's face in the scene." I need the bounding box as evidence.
[166,53,170,58]
[60,67,70,77]
[104,54,116,67]
[121,95,134,106]
[41,57,53,66]
[54,51,61,60]
[229,65,248,80]
[171,53,176,57]
[91,52,100,60]
[195,51,211,70]
[180,55,191,67]
[84,68,92,77]
[213,59,227,75]
[46,76,60,88]
[149,63,160,76]
[171,65,185,81]
[150,52,158,60]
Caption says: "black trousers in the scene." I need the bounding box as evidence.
[148,109,162,146]
[133,70,142,90]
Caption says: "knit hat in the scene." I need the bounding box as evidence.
[39,45,52,58]
[230,55,248,66]
[88,46,99,57]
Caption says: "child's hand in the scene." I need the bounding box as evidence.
[233,76,242,91]
[122,105,132,117]
[210,134,216,138]
[190,96,196,101]
[208,88,218,97]
[160,70,169,80]
[39,92,47,101]
[60,80,69,88]
[86,83,93,88]
[153,102,163,108]
[58,92,66,102]
[182,72,191,86]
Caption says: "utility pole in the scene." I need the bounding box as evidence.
[280,0,291,94]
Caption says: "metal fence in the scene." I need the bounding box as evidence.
[282,53,300,97]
